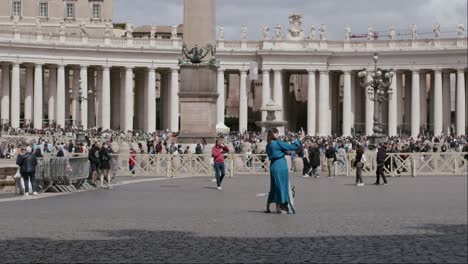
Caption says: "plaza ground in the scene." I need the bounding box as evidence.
[0,174,466,263]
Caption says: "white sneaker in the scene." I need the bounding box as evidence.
[302,174,310,178]
[32,192,38,196]
[357,183,365,186]
[217,186,222,190]
[211,179,217,182]
[23,193,29,197]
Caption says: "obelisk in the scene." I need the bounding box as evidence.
[177,0,219,143]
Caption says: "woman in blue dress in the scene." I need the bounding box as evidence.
[265,128,303,214]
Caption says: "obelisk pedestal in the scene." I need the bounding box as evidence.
[177,0,219,143]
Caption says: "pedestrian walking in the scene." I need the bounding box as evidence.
[129,148,136,175]
[16,147,38,196]
[375,143,388,186]
[212,139,230,190]
[88,142,100,187]
[264,128,303,214]
[301,144,310,177]
[308,143,321,177]
[99,143,112,189]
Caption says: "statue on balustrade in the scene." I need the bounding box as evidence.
[410,24,418,39]
[171,24,178,39]
[59,21,66,35]
[104,22,112,37]
[319,24,326,40]
[457,24,465,38]
[367,25,375,40]
[218,25,225,40]
[309,25,316,40]
[262,26,270,40]
[275,24,283,40]
[388,25,397,40]
[241,25,248,40]
[433,23,441,39]
[287,13,305,40]
[344,25,352,41]
[80,22,87,37]
[35,18,42,32]
[125,23,133,38]
[150,26,156,39]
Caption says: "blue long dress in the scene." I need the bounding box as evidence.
[266,139,302,214]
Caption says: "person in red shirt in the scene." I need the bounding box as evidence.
[212,139,230,190]
[129,148,136,175]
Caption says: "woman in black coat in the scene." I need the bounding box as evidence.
[308,143,321,177]
[99,143,112,189]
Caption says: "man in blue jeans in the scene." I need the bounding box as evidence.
[212,139,230,190]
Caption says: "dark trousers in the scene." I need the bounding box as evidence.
[376,163,387,184]
[355,162,363,184]
[214,162,225,187]
[302,158,310,175]
[21,172,36,193]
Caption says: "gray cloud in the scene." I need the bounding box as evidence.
[114,0,467,40]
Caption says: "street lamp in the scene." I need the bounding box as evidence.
[69,79,92,127]
[358,53,395,148]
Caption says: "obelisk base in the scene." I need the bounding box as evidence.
[177,65,219,143]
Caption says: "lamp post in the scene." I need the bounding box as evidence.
[357,53,395,148]
[69,79,92,128]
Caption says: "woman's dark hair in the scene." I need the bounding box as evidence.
[267,128,279,144]
[356,145,365,154]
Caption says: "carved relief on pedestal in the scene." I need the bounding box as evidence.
[287,14,305,41]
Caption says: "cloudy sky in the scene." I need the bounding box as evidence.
[114,0,467,40]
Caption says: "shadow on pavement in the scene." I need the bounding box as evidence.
[0,224,466,263]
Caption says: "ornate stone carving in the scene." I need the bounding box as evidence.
[125,23,133,38]
[35,18,42,32]
[12,18,19,33]
[171,24,178,39]
[262,26,270,40]
[433,23,441,39]
[319,24,326,40]
[344,25,352,41]
[241,25,247,40]
[178,43,220,68]
[457,23,465,38]
[218,25,224,40]
[274,24,283,40]
[80,21,87,37]
[410,24,418,39]
[367,25,375,40]
[287,14,305,40]
[150,25,156,39]
[388,25,397,40]
[59,20,66,35]
[104,22,112,37]
[309,25,316,40]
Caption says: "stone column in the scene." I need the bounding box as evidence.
[170,68,179,132]
[307,70,316,136]
[318,70,329,136]
[456,69,466,136]
[33,64,43,129]
[72,68,80,126]
[261,69,271,122]
[433,69,443,136]
[388,72,398,136]
[80,66,88,129]
[419,72,427,133]
[396,72,404,135]
[1,64,10,124]
[48,67,57,125]
[101,66,111,130]
[88,68,96,128]
[273,69,283,121]
[124,66,134,131]
[411,70,420,137]
[342,71,352,136]
[56,65,66,128]
[442,72,451,135]
[120,68,126,130]
[146,67,156,132]
[110,69,121,130]
[24,66,34,126]
[134,70,146,130]
[350,72,356,134]
[95,69,103,127]
[217,68,225,125]
[365,74,374,136]
[11,63,20,128]
[239,70,248,133]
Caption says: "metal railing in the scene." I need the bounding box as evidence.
[110,152,468,178]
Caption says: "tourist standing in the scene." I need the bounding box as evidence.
[16,147,38,196]
[99,143,112,189]
[375,144,388,185]
[301,144,310,177]
[264,128,303,214]
[129,148,136,174]
[308,143,321,177]
[354,145,366,186]
[211,139,230,190]
[325,143,336,178]
[88,142,100,187]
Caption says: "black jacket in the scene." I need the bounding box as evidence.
[325,147,336,159]
[88,147,100,165]
[16,153,38,174]
[377,147,386,164]
[309,147,321,167]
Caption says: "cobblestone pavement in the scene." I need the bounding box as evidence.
[0,175,466,263]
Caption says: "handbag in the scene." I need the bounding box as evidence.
[14,168,21,179]
[210,157,214,165]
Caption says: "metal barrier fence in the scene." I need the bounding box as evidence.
[111,152,468,177]
[36,157,91,193]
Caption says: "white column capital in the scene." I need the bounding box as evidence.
[319,70,329,75]
[146,66,157,72]
[306,69,316,74]
[125,66,134,70]
[239,69,248,74]
[217,68,225,74]
[170,67,180,72]
[262,68,271,73]
[273,69,282,74]
[456,68,466,74]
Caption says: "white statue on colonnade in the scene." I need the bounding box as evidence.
[388,25,397,40]
[218,25,225,40]
[241,25,248,40]
[262,26,270,40]
[275,24,283,40]
[457,24,465,38]
[410,24,418,39]
[344,25,352,40]
[367,25,375,40]
[433,23,441,39]
[319,24,326,40]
